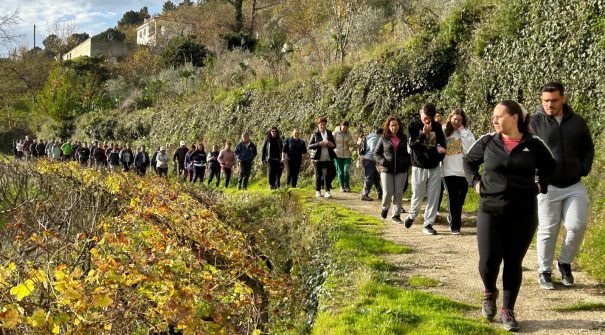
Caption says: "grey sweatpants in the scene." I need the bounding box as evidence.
[537,182,590,273]
[407,166,441,228]
[380,172,407,217]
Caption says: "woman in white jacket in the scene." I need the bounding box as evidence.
[441,108,476,234]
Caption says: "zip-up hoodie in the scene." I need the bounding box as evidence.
[530,105,594,188]
[463,132,556,216]
[408,116,446,169]
[332,126,354,159]
[441,126,476,177]
[374,134,412,174]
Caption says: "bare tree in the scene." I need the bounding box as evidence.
[45,19,77,57]
[0,9,22,48]
[330,0,366,63]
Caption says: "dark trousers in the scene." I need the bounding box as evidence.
[192,165,205,183]
[158,167,168,177]
[268,160,282,189]
[477,210,537,310]
[362,159,382,197]
[208,166,220,186]
[223,168,232,188]
[286,159,302,187]
[314,160,335,192]
[136,167,147,176]
[238,161,252,189]
[122,162,131,172]
[442,176,468,231]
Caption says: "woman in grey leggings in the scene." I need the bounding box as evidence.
[374,116,411,223]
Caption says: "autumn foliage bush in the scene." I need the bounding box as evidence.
[0,161,325,334]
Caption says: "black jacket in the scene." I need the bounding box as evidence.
[530,105,594,188]
[283,137,307,161]
[463,132,556,216]
[135,151,150,169]
[261,137,283,162]
[408,116,446,169]
[173,146,189,164]
[308,130,336,161]
[374,134,411,174]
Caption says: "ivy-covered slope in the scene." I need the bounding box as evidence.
[73,0,605,279]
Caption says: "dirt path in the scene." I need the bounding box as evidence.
[326,191,605,334]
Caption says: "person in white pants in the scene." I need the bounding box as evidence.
[404,103,447,235]
[530,82,594,289]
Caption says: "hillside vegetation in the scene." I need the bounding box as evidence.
[60,0,605,280]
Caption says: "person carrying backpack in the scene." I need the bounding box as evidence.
[360,128,383,201]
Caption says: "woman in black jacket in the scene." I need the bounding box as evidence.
[374,116,411,223]
[261,127,284,190]
[308,116,336,198]
[283,128,308,188]
[463,101,555,332]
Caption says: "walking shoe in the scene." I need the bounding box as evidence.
[344,187,351,192]
[376,193,383,200]
[538,272,555,290]
[481,289,499,320]
[451,230,461,235]
[500,308,519,332]
[422,225,437,235]
[315,191,321,197]
[558,262,574,286]
[380,208,388,220]
[324,191,332,198]
[360,195,373,201]
[404,217,414,228]
[340,187,345,192]
[391,215,402,224]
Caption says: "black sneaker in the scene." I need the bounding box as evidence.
[481,289,499,320]
[404,217,414,228]
[500,308,519,332]
[422,225,437,235]
[360,195,373,201]
[391,215,402,224]
[558,262,574,286]
[538,272,555,290]
[380,208,388,220]
[376,193,383,200]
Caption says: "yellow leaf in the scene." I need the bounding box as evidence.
[27,308,47,328]
[7,262,16,271]
[10,279,35,301]
[93,294,113,308]
[104,323,112,331]
[0,306,20,329]
[52,323,60,334]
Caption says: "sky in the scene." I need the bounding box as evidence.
[1,0,164,55]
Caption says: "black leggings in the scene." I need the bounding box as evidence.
[208,167,220,186]
[268,160,282,189]
[314,161,335,192]
[223,168,232,187]
[477,210,537,310]
[443,176,468,231]
[287,159,302,187]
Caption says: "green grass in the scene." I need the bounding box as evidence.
[552,302,605,312]
[305,196,505,335]
[407,275,441,288]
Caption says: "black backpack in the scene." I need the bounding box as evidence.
[356,135,367,156]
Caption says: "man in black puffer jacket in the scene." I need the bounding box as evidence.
[530,82,595,290]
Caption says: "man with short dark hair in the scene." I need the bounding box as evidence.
[404,103,447,235]
[531,82,594,289]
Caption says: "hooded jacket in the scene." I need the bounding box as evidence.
[530,105,594,188]
[463,132,556,216]
[408,116,446,169]
[332,126,354,159]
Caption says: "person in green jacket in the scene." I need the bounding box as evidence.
[61,140,72,162]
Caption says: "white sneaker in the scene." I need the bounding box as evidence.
[324,191,332,198]
[315,191,321,197]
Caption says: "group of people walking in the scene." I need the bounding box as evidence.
[9,81,593,333]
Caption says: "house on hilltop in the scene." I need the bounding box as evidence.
[136,16,193,46]
[62,37,133,61]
